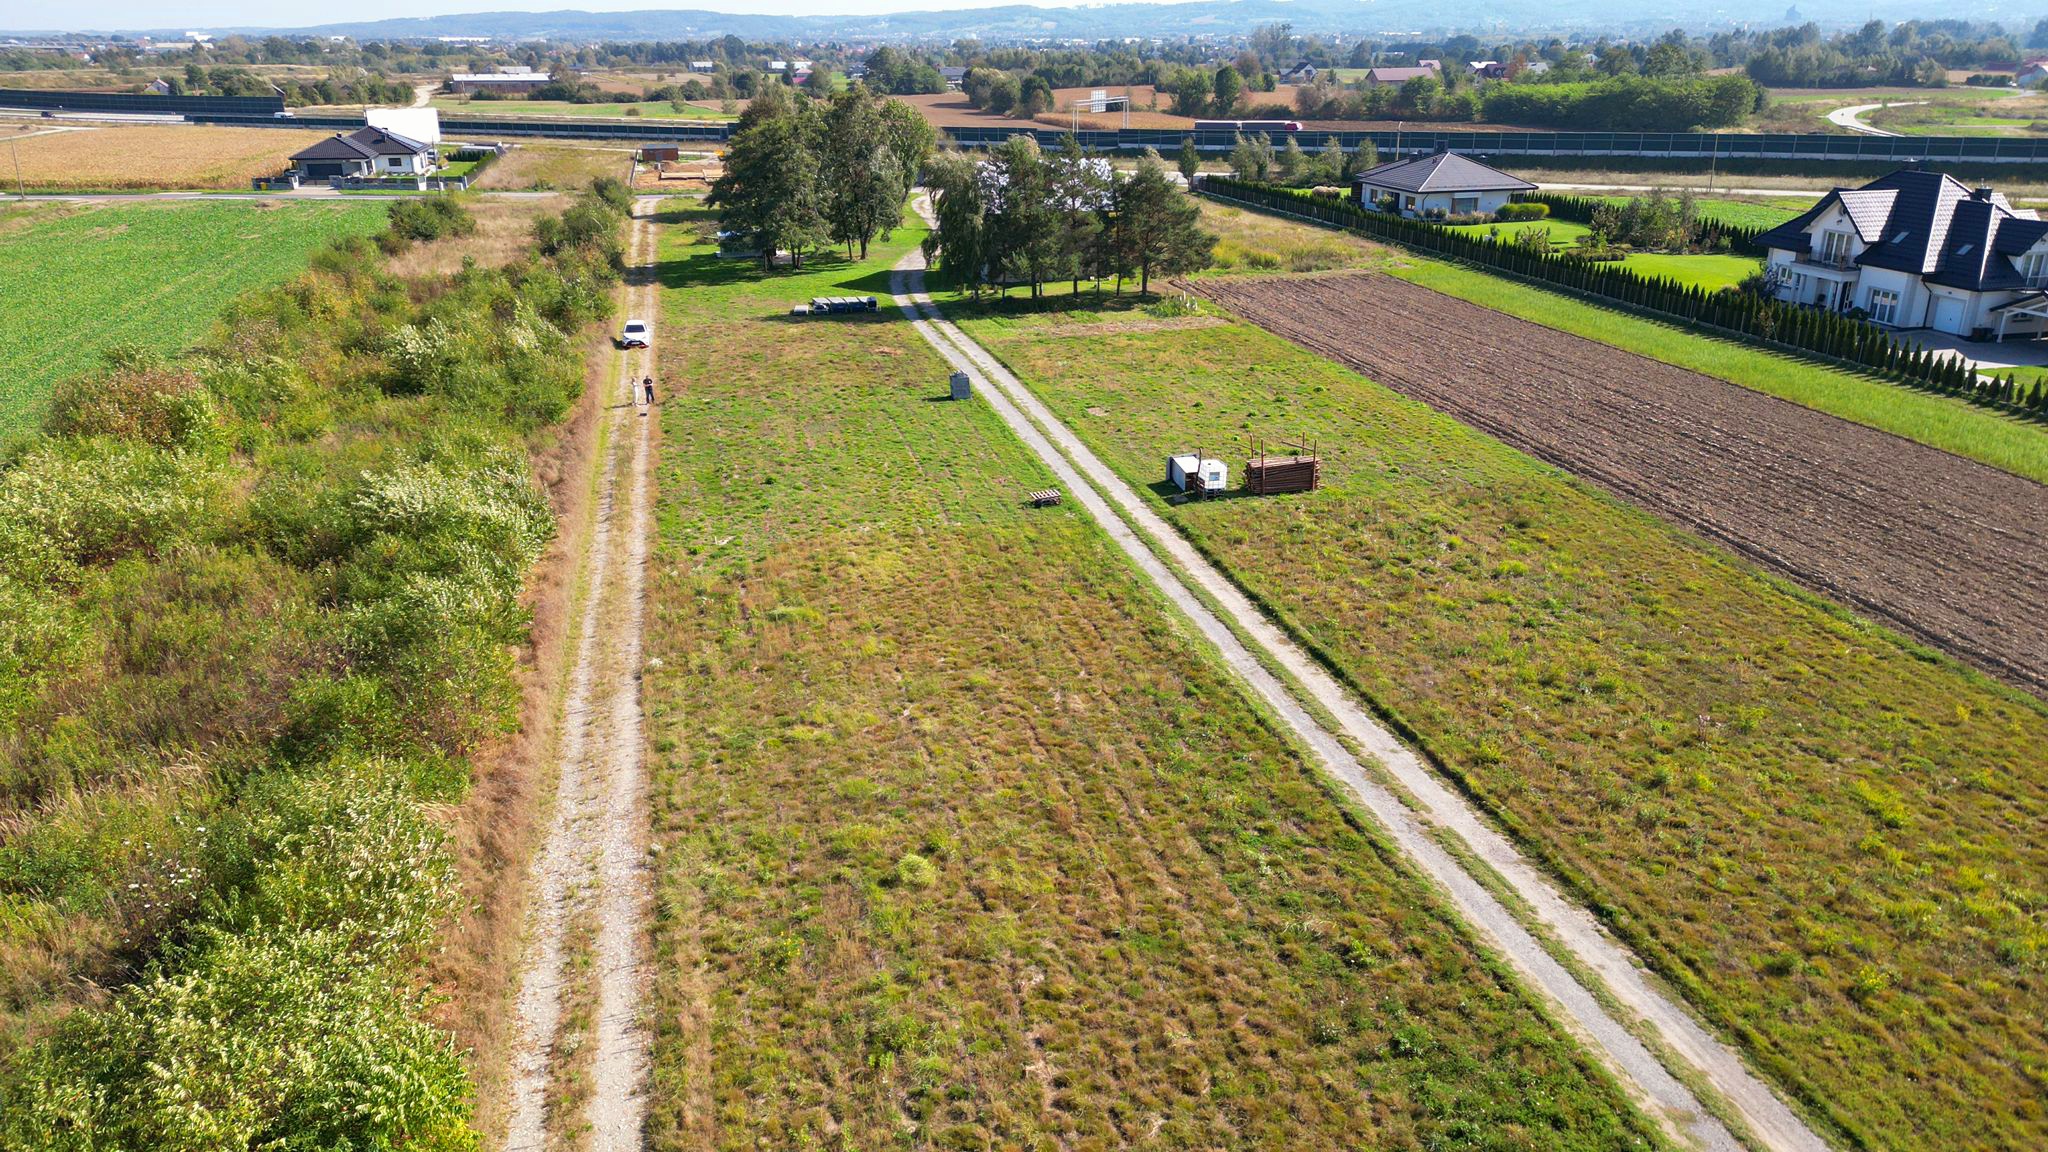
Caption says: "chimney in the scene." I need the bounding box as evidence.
[1973,187,1993,201]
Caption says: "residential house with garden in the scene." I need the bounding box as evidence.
[1756,169,2048,340]
[1353,150,1536,219]
[288,125,436,180]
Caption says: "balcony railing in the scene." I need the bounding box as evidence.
[1793,250,1857,270]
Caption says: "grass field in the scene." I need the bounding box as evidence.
[434,96,730,120]
[946,272,2048,1151]
[471,143,636,190]
[1442,221,1761,290]
[0,200,389,435]
[0,121,340,191]
[640,200,1668,1151]
[1387,259,2048,484]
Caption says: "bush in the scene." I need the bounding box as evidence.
[45,364,218,447]
[379,195,478,253]
[1496,202,1550,222]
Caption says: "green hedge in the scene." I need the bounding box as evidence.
[1515,191,1770,255]
[1203,178,2046,420]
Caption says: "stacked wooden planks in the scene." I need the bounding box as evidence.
[1246,453,1320,495]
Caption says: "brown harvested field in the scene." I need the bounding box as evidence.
[0,120,329,190]
[470,142,635,190]
[1194,272,2048,695]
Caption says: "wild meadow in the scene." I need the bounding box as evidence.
[0,184,629,1147]
[639,200,1668,1151]
[950,281,2048,1151]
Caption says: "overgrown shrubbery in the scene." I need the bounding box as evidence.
[0,181,630,1146]
[380,194,479,253]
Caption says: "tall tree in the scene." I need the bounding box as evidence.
[707,90,826,269]
[1112,151,1215,296]
[879,98,937,188]
[1177,136,1201,183]
[987,135,1061,298]
[821,87,905,259]
[922,151,991,298]
[1050,134,1110,296]
[1228,132,1274,181]
[1211,65,1244,113]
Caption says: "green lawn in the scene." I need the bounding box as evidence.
[637,201,1669,1151]
[1388,260,2048,484]
[946,285,2048,1152]
[434,97,729,120]
[1445,220,1762,290]
[0,200,389,436]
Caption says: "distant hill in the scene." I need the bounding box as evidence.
[16,0,2030,43]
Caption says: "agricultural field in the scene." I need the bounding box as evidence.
[641,202,1667,1151]
[470,142,635,190]
[0,200,388,434]
[1197,272,2048,692]
[946,267,2048,1152]
[0,121,335,190]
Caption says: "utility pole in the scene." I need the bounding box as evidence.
[9,133,23,201]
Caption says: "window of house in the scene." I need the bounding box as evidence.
[1452,195,1478,215]
[1403,195,1416,212]
[1818,230,1853,265]
[1868,288,1899,325]
[2023,251,2048,286]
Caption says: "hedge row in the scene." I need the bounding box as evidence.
[1202,178,2047,420]
[1515,191,1772,255]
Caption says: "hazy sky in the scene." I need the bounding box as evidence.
[3,0,1105,32]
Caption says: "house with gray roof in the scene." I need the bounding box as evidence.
[288,125,436,180]
[1353,150,1536,219]
[1754,169,2048,339]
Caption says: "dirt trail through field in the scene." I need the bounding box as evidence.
[892,197,1829,1152]
[504,199,659,1152]
[1193,272,2048,696]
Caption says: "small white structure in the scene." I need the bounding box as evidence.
[1167,454,1228,496]
[367,107,442,148]
[1072,88,1130,113]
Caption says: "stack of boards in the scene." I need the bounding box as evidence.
[1246,453,1321,495]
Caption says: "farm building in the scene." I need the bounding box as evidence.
[447,69,551,95]
[288,126,434,180]
[1278,61,1319,84]
[1756,169,2048,339]
[640,145,680,163]
[1362,62,1442,87]
[2019,59,2048,87]
[1354,151,1536,218]
[940,66,969,90]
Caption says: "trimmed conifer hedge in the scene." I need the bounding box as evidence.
[1201,178,2048,420]
[1515,191,1770,255]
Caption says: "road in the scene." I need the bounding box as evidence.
[504,198,658,1152]
[890,201,1835,1152]
[1825,101,1925,137]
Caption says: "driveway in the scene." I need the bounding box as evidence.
[1911,327,2048,374]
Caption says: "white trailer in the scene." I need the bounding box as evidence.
[1167,453,1228,496]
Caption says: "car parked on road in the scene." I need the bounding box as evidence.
[619,319,649,348]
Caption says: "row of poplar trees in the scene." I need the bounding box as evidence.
[924,137,1216,299]
[709,82,938,268]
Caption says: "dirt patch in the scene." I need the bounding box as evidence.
[1193,272,2048,695]
[1030,315,1230,339]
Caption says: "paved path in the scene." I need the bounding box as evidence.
[1824,101,1925,137]
[888,202,1833,1152]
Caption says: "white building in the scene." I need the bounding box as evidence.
[1353,150,1536,219]
[1756,170,2048,340]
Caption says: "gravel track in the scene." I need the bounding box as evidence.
[1194,272,2048,697]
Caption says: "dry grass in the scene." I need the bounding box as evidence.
[384,194,569,278]
[1198,197,1394,275]
[471,143,636,191]
[0,121,334,190]
[637,201,1666,1151]
[951,271,2048,1152]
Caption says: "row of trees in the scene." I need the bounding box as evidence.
[1203,178,2047,421]
[1220,133,1378,188]
[924,140,1214,298]
[1523,192,1768,255]
[708,83,937,268]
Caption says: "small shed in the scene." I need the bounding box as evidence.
[640,145,680,163]
[1246,439,1321,495]
[949,371,972,400]
[1167,454,1228,497]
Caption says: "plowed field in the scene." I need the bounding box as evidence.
[1194,272,2048,695]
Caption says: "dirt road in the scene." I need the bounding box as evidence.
[1824,101,1923,137]
[1196,272,2048,696]
[504,199,658,1151]
[891,204,1831,1152]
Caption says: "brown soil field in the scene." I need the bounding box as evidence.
[1194,272,2048,695]
[0,120,328,190]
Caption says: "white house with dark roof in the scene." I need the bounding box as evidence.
[288,125,435,180]
[1353,150,1536,218]
[1755,169,2048,339]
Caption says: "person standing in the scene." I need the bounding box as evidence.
[641,375,654,412]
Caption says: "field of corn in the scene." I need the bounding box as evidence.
[639,199,1669,1151]
[946,264,2048,1150]
[0,200,389,436]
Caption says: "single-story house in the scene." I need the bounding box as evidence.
[145,78,172,95]
[1468,60,1508,80]
[940,66,968,90]
[2018,59,2048,88]
[1278,60,1318,84]
[687,60,716,73]
[1362,62,1442,87]
[1755,169,2048,339]
[289,125,435,180]
[448,70,551,95]
[1353,150,1536,218]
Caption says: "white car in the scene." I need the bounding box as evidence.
[619,319,649,349]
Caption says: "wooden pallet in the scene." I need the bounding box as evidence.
[1026,488,1063,507]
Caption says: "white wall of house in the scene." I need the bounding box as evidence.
[1364,184,1515,218]
[380,152,431,174]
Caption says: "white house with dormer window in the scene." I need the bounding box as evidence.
[1756,169,2048,340]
